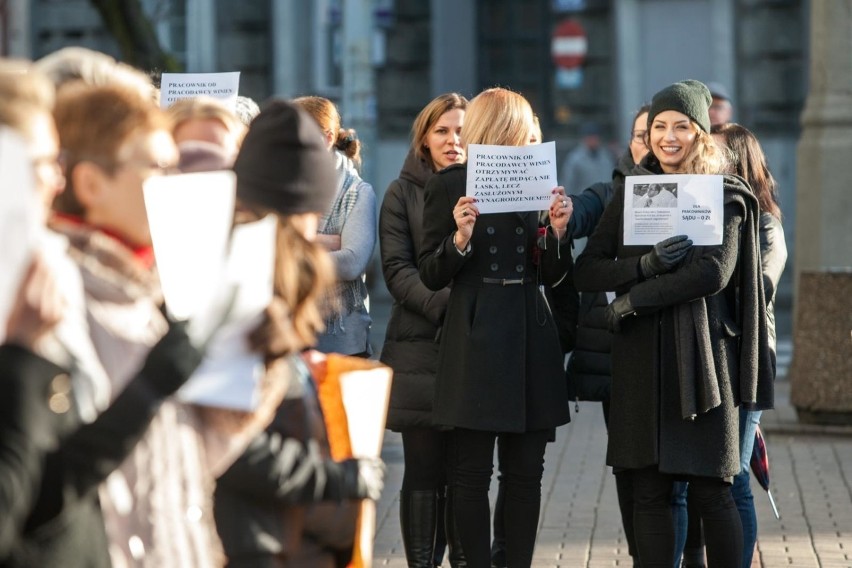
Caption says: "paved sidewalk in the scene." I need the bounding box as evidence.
[370,339,852,567]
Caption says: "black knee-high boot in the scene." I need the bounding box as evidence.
[434,489,448,566]
[400,490,439,568]
[444,487,468,567]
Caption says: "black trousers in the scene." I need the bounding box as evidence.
[631,466,742,568]
[400,428,449,492]
[449,428,550,568]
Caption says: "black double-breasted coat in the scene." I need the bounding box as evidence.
[574,160,763,478]
[418,164,572,433]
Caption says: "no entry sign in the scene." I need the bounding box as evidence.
[551,19,588,69]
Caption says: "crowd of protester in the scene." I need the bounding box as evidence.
[1,45,784,568]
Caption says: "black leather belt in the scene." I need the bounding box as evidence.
[482,277,532,286]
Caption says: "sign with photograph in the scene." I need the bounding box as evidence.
[623,174,724,246]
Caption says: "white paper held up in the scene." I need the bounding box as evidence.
[623,174,723,246]
[177,215,277,411]
[0,127,43,340]
[143,170,236,321]
[160,72,241,111]
[466,142,558,214]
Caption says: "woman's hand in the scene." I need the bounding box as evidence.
[452,196,479,251]
[4,254,65,352]
[547,187,573,239]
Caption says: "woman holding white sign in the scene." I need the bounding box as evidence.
[418,87,572,567]
[574,80,774,568]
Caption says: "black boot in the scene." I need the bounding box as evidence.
[444,487,468,568]
[400,490,439,568]
[434,490,448,566]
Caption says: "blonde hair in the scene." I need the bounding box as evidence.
[292,95,362,168]
[267,215,337,355]
[35,47,156,102]
[675,127,728,175]
[0,59,55,141]
[411,92,468,170]
[461,87,534,148]
[167,96,246,144]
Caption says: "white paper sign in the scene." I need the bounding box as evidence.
[466,142,558,214]
[623,174,724,246]
[160,72,241,111]
[0,127,42,339]
[143,171,236,321]
[177,216,277,411]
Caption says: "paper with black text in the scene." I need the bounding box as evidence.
[160,72,240,111]
[466,142,557,214]
[624,174,723,246]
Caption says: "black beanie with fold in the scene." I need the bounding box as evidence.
[647,80,713,133]
[234,99,337,215]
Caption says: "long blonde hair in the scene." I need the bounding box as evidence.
[461,87,534,148]
[646,123,728,175]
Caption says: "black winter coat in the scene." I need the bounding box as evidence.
[2,338,197,568]
[575,158,760,478]
[379,150,451,430]
[419,164,572,433]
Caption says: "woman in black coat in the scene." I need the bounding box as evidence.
[574,80,774,568]
[418,87,572,567]
[379,93,468,567]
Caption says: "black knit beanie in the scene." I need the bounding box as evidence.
[234,99,337,215]
[647,80,713,133]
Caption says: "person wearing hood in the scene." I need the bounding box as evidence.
[574,80,774,567]
[292,96,377,358]
[378,93,468,568]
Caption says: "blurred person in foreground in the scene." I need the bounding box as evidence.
[574,80,774,568]
[418,87,572,567]
[214,100,385,568]
[379,92,468,567]
[292,96,377,358]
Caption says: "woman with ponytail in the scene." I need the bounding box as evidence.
[292,96,377,358]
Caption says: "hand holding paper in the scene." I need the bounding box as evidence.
[639,234,693,278]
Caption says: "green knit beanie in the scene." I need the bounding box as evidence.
[647,80,713,133]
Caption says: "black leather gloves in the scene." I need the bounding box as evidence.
[604,294,635,333]
[341,457,386,501]
[141,318,205,396]
[639,234,693,279]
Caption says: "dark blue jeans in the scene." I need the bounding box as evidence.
[733,408,762,567]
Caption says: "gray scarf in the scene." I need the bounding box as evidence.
[674,176,774,419]
[319,151,369,333]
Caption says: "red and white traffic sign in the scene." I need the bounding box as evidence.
[551,19,588,70]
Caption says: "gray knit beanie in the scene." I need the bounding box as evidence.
[647,80,713,133]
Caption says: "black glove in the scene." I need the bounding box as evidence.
[639,234,693,278]
[604,294,635,333]
[340,457,385,501]
[141,318,205,396]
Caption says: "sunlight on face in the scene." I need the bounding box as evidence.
[649,110,697,173]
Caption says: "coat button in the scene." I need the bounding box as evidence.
[515,265,524,273]
[490,263,499,272]
[515,227,524,235]
[486,226,496,235]
[489,245,497,254]
[48,373,72,414]
[517,245,525,253]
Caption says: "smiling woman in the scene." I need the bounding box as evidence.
[574,79,774,567]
